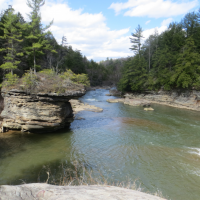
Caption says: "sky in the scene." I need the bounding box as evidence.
[1,0,200,61]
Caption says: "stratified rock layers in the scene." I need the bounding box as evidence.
[125,90,200,111]
[0,89,85,133]
[107,90,200,111]
[0,93,3,115]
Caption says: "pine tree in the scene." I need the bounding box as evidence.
[170,37,200,89]
[118,55,147,92]
[129,25,144,57]
[0,7,23,75]
[24,0,53,74]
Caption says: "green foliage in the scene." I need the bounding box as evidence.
[24,0,54,73]
[129,25,144,56]
[0,8,23,74]
[2,3,200,92]
[60,69,90,87]
[22,71,38,90]
[118,55,147,92]
[1,73,19,88]
[39,69,55,76]
[119,9,200,92]
[170,37,200,89]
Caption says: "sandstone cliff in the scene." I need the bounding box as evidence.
[0,93,3,115]
[0,89,85,133]
[126,90,200,111]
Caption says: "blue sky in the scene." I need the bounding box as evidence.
[1,0,200,61]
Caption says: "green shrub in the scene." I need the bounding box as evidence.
[38,69,56,76]
[0,73,19,88]
[60,69,90,86]
[22,71,38,91]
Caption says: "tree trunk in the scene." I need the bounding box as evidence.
[34,50,36,74]
[149,42,151,72]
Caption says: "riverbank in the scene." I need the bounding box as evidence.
[0,89,200,200]
[0,184,166,200]
[107,90,200,111]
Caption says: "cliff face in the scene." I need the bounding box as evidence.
[0,89,85,133]
[125,90,200,111]
[0,93,3,116]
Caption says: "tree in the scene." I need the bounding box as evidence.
[118,55,147,92]
[181,12,198,38]
[54,36,68,74]
[24,0,53,74]
[129,25,144,57]
[171,37,200,89]
[0,7,23,75]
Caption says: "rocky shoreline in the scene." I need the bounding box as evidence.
[107,90,200,111]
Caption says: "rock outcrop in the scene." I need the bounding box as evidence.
[0,89,85,133]
[125,90,200,111]
[107,90,200,111]
[70,99,103,114]
[0,183,166,200]
[107,98,151,107]
[0,93,3,116]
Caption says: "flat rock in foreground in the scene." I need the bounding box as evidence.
[0,184,166,200]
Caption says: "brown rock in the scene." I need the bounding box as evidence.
[124,90,200,111]
[69,99,103,113]
[0,90,85,133]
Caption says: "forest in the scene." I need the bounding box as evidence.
[118,10,200,92]
[0,0,200,92]
[0,0,113,87]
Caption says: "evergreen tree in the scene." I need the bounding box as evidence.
[118,55,147,92]
[129,25,144,57]
[171,37,200,89]
[0,8,23,75]
[24,0,53,73]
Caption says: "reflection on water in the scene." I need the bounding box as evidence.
[1,89,200,200]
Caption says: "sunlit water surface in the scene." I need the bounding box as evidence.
[1,89,200,200]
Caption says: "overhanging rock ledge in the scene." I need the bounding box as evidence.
[0,89,86,133]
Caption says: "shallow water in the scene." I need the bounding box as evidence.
[1,89,200,200]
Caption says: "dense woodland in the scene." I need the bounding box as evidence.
[0,0,112,87]
[119,10,200,92]
[0,0,200,92]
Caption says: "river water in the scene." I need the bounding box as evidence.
[1,89,200,200]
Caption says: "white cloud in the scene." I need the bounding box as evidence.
[145,20,151,25]
[143,26,167,40]
[109,0,198,18]
[161,17,173,26]
[142,18,172,41]
[0,0,132,61]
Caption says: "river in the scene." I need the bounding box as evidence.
[0,89,200,200]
